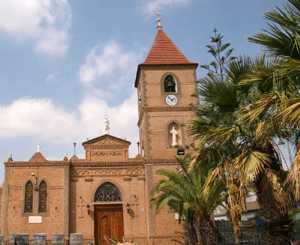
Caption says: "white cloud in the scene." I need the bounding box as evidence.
[143,0,190,15]
[79,41,142,96]
[78,93,138,144]
[0,0,71,56]
[0,98,77,141]
[0,93,138,154]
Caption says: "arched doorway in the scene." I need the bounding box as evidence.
[94,182,124,245]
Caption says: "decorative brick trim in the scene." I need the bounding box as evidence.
[5,161,70,167]
[71,167,145,177]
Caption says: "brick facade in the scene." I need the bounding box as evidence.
[0,27,198,244]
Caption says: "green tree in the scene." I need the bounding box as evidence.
[151,157,224,245]
[193,38,295,243]
[245,0,300,203]
[194,30,249,244]
[201,29,236,81]
[195,57,294,244]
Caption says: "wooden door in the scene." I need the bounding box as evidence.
[94,204,124,245]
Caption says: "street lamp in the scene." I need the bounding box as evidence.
[31,172,39,191]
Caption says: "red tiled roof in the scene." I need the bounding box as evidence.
[134,28,198,87]
[143,29,192,65]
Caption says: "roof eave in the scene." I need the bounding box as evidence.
[82,134,131,146]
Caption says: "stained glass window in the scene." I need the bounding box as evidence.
[24,181,33,213]
[38,181,47,213]
[94,182,121,202]
[164,75,177,93]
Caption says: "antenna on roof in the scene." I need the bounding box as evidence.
[155,9,163,30]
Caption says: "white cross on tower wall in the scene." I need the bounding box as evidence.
[170,126,178,147]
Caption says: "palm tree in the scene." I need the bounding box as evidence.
[246,0,300,202]
[193,32,254,243]
[192,54,294,244]
[151,157,225,245]
[191,3,300,237]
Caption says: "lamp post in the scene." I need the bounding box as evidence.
[31,172,39,191]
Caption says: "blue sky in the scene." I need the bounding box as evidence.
[0,0,286,181]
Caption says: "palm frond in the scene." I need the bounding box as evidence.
[279,98,300,127]
[241,93,280,123]
[237,150,272,183]
[198,76,238,112]
[249,0,300,59]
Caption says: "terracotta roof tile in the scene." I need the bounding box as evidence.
[143,29,192,65]
[134,28,198,87]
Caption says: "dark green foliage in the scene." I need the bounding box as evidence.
[201,29,236,81]
[151,157,225,245]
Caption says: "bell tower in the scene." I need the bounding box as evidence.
[135,25,198,160]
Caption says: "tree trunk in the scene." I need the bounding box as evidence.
[184,214,201,245]
[198,219,217,245]
[255,171,294,245]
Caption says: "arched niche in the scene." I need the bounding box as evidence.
[168,122,183,147]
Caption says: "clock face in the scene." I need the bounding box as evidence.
[165,95,178,106]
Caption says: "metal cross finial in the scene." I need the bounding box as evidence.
[37,144,40,153]
[104,116,110,135]
[156,10,163,29]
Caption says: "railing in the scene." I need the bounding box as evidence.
[0,239,95,245]
[216,220,295,245]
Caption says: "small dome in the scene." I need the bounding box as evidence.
[29,152,47,162]
[70,155,79,161]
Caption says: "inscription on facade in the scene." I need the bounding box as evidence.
[91,151,122,157]
[28,216,42,224]
[71,168,145,177]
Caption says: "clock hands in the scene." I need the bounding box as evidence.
[166,95,177,106]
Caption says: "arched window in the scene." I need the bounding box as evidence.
[164,75,177,93]
[38,181,47,213]
[24,181,33,213]
[168,122,182,147]
[94,182,121,202]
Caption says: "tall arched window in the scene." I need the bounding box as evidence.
[24,181,33,213]
[94,182,121,202]
[38,181,47,213]
[164,75,177,93]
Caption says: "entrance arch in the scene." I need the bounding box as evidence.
[94,182,124,245]
[94,182,122,202]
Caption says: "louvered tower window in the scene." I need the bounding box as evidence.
[164,75,177,93]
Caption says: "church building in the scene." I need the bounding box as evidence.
[0,23,198,245]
